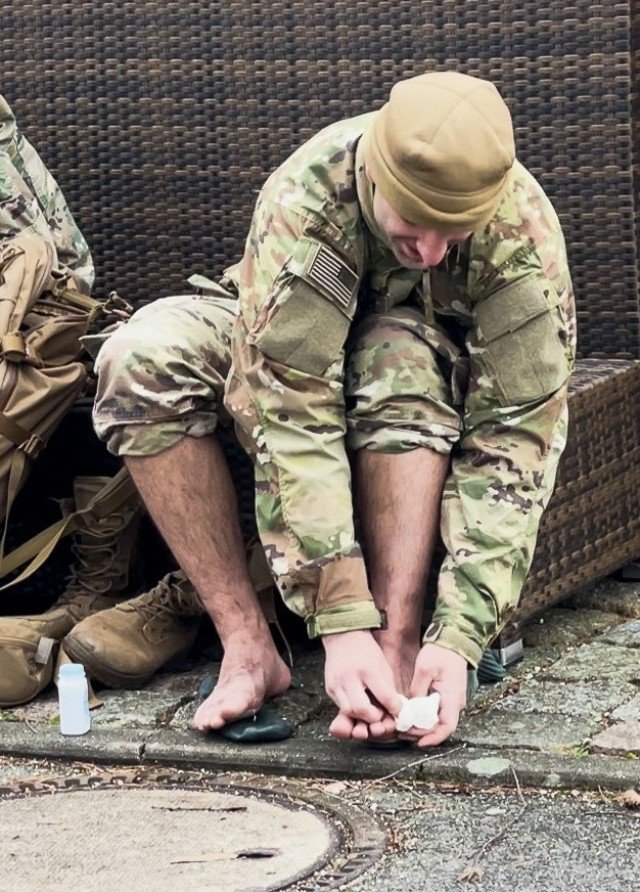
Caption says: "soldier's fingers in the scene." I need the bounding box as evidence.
[409,669,436,699]
[364,673,404,718]
[415,721,454,747]
[368,714,397,739]
[414,704,461,748]
[329,710,356,739]
[344,684,384,723]
[350,720,370,741]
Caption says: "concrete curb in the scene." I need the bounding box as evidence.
[0,722,638,792]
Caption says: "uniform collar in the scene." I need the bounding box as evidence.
[355,136,389,246]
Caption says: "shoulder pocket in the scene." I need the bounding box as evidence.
[249,241,358,376]
[473,277,571,406]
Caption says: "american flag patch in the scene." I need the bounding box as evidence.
[302,243,358,309]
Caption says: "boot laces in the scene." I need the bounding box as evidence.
[126,571,202,620]
[55,518,127,608]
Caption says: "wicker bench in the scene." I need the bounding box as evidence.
[2,0,640,650]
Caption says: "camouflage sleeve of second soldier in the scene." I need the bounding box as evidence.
[425,175,577,667]
[226,200,385,638]
[0,94,95,293]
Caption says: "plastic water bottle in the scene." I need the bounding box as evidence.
[58,663,91,735]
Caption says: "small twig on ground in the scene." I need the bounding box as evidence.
[511,765,526,806]
[466,767,527,864]
[152,805,248,813]
[365,745,467,786]
[394,779,430,801]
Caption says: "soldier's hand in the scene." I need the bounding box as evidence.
[399,643,468,747]
[322,630,403,738]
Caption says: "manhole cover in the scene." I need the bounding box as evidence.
[0,769,387,892]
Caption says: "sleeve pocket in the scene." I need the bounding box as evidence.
[473,277,571,406]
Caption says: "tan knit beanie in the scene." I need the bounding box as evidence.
[361,71,515,232]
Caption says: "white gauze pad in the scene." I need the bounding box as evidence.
[395,692,441,732]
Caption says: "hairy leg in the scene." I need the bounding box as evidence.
[359,448,448,687]
[125,435,291,730]
[330,447,448,740]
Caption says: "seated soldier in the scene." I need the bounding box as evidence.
[0,93,93,290]
[65,71,576,746]
[0,94,153,711]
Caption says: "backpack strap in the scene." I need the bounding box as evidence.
[0,465,137,589]
[0,416,46,567]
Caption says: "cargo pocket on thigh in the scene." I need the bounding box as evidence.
[473,278,571,406]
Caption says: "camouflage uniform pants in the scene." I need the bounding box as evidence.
[94,292,482,694]
[93,293,463,457]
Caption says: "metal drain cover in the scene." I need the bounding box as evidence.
[0,770,387,892]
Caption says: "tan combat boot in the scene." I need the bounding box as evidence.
[0,476,144,706]
[62,538,293,689]
[62,569,204,688]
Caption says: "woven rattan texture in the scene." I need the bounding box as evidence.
[2,0,639,356]
[513,358,640,625]
[632,8,640,290]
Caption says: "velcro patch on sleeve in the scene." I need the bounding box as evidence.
[300,242,358,309]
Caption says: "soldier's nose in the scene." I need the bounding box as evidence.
[415,233,448,267]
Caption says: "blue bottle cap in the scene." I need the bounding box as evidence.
[59,663,86,677]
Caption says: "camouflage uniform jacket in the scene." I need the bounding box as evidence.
[224,112,576,666]
[0,94,94,292]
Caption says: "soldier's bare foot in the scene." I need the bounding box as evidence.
[193,645,291,732]
[329,710,395,741]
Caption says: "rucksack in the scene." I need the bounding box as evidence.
[0,230,131,575]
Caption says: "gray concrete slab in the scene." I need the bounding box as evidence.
[591,720,640,756]
[539,642,640,683]
[486,678,637,719]
[572,579,640,619]
[454,711,601,752]
[611,693,640,722]
[1,596,640,794]
[522,608,624,649]
[601,618,640,647]
[0,721,146,762]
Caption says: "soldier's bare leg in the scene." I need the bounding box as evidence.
[329,447,448,740]
[125,435,291,730]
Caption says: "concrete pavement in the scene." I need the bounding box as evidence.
[0,576,639,794]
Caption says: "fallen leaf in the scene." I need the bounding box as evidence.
[323,781,348,794]
[617,789,640,809]
[457,864,485,882]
